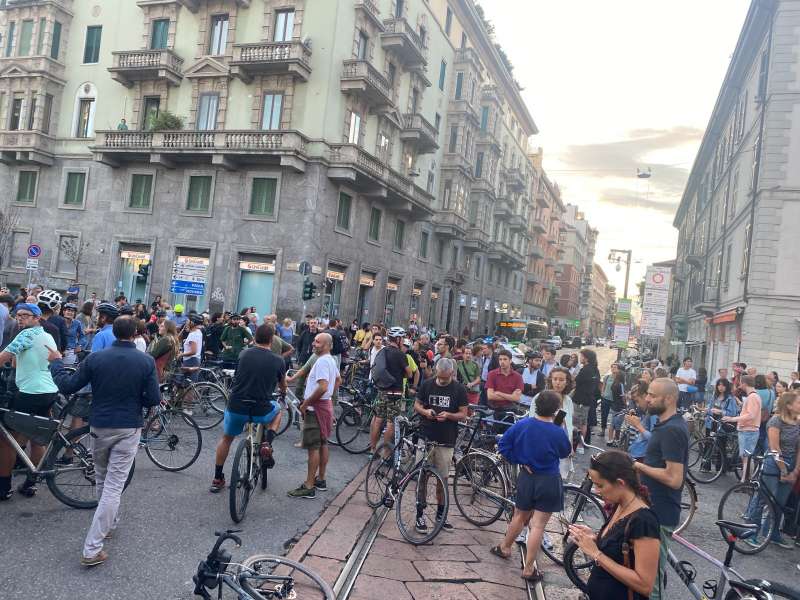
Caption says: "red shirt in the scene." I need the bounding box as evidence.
[486,368,524,409]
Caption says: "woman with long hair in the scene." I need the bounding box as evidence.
[569,450,660,599]
[705,378,738,434]
[148,319,180,382]
[606,369,626,446]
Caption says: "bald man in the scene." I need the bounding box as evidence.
[288,332,340,499]
[635,377,688,600]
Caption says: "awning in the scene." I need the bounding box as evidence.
[711,308,742,324]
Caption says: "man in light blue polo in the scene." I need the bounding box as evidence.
[90,303,119,352]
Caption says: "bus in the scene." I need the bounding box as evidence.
[495,320,550,347]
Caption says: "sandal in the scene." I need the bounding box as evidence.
[489,545,511,560]
[521,569,544,583]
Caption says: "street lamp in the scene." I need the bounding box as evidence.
[608,249,633,299]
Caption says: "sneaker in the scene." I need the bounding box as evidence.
[0,489,12,501]
[80,550,108,567]
[259,443,275,469]
[576,446,585,455]
[516,527,528,544]
[209,477,225,493]
[415,516,428,533]
[744,537,761,549]
[314,478,327,491]
[542,532,554,551]
[770,537,793,549]
[16,481,37,498]
[288,484,316,499]
[441,521,454,531]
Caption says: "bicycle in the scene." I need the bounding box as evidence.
[335,382,378,454]
[687,414,742,484]
[563,519,800,599]
[193,530,334,599]
[161,373,228,430]
[140,396,202,471]
[229,405,272,523]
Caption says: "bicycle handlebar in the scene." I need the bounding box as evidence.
[210,529,242,555]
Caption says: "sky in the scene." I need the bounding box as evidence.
[480,0,752,297]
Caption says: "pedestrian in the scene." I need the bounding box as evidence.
[572,349,600,454]
[569,451,660,600]
[203,313,226,359]
[724,375,765,482]
[0,291,8,349]
[754,374,776,454]
[674,357,697,410]
[456,345,481,405]
[600,363,620,437]
[219,313,253,368]
[529,366,575,480]
[61,303,87,365]
[177,314,204,381]
[625,382,658,461]
[288,333,340,499]
[490,391,572,582]
[520,351,546,411]
[486,348,524,428]
[349,319,359,343]
[47,316,160,566]
[368,329,411,453]
[0,294,15,351]
[704,378,738,435]
[353,322,369,348]
[148,319,180,382]
[277,318,294,344]
[541,347,557,377]
[606,369,626,446]
[477,343,497,407]
[133,319,148,352]
[695,367,708,405]
[296,318,319,365]
[633,378,689,600]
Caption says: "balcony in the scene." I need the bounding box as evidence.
[399,113,438,154]
[494,197,512,218]
[230,41,311,83]
[156,0,249,10]
[1,0,73,8]
[444,268,466,286]
[487,242,524,269]
[0,55,66,84]
[454,47,481,71]
[482,84,501,105]
[441,152,473,178]
[527,271,544,284]
[0,130,55,165]
[529,244,544,259]
[535,190,548,208]
[433,211,468,239]
[509,214,526,231]
[471,178,496,202]
[381,17,426,69]
[476,128,501,152]
[92,129,309,172]
[506,167,526,192]
[355,0,384,31]
[448,98,480,125]
[340,59,394,111]
[530,219,546,234]
[109,49,184,87]
[327,143,434,218]
[463,227,490,252]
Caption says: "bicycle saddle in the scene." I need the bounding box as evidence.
[715,520,758,540]
[222,369,236,377]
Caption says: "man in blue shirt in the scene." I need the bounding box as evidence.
[62,303,87,365]
[90,303,119,352]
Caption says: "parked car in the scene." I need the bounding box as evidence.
[568,336,583,348]
[546,336,563,350]
[596,337,607,347]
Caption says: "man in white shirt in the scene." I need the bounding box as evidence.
[675,356,697,410]
[289,332,340,499]
[541,347,557,377]
[520,351,546,410]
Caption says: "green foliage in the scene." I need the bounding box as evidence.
[149,110,185,131]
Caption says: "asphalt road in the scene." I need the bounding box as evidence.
[1,421,368,600]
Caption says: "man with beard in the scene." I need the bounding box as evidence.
[634,377,688,600]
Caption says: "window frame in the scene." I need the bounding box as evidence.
[335,190,353,233]
[141,95,161,131]
[18,19,33,56]
[348,111,362,145]
[438,60,447,91]
[9,96,23,131]
[196,92,220,131]
[151,18,170,50]
[124,170,157,214]
[53,230,82,277]
[14,168,39,207]
[6,227,32,271]
[50,21,61,60]
[83,25,102,64]
[260,92,283,130]
[59,168,89,210]
[182,170,216,217]
[454,71,464,99]
[208,13,229,56]
[244,171,282,221]
[274,9,295,42]
[419,229,430,260]
[393,219,406,252]
[5,21,15,58]
[367,206,382,244]
[75,97,95,138]
[445,7,453,35]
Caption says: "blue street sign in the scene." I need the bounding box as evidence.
[67,286,80,295]
[170,280,206,295]
[27,244,42,258]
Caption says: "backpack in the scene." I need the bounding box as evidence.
[371,348,397,390]
[327,328,347,356]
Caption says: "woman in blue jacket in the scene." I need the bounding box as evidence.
[705,378,739,433]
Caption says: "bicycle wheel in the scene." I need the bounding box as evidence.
[452,452,507,526]
[724,579,800,600]
[274,395,293,436]
[541,486,607,567]
[562,541,591,593]
[335,404,372,454]
[687,437,725,483]
[238,554,335,600]
[365,441,395,508]
[674,479,698,535]
[327,399,348,445]
[46,426,135,509]
[396,466,449,545]
[143,408,202,471]
[717,482,775,555]
[230,438,253,523]
[188,382,227,430]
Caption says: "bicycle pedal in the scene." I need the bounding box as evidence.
[383,498,394,509]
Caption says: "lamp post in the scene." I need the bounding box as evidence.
[609,249,632,360]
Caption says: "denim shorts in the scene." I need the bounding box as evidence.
[738,430,759,457]
[223,403,280,437]
[515,469,563,513]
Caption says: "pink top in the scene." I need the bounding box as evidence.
[737,392,761,431]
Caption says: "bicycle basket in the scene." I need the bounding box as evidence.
[0,409,60,445]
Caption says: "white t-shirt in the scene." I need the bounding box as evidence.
[303,353,339,408]
[134,337,147,352]
[676,367,697,392]
[183,329,203,360]
[520,368,541,407]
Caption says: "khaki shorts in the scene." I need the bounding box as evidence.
[573,404,590,428]
[419,445,454,483]
[301,410,327,450]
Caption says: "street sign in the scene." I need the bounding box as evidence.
[27,244,42,259]
[614,299,632,349]
[171,256,209,296]
[641,266,672,336]
[170,281,206,295]
[25,258,39,271]
[67,286,80,295]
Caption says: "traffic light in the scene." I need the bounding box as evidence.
[302,278,317,301]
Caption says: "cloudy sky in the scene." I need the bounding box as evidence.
[481,0,752,296]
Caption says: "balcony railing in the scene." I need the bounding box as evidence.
[109,49,184,87]
[455,47,480,69]
[381,17,426,67]
[506,167,526,192]
[231,41,311,82]
[354,0,384,30]
[399,113,438,154]
[509,213,526,231]
[340,59,394,109]
[463,226,490,252]
[433,210,468,239]
[448,98,480,124]
[0,129,55,165]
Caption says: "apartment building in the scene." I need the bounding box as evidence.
[553,203,585,336]
[671,0,800,374]
[589,262,607,338]
[0,0,557,333]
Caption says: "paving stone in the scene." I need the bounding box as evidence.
[467,544,517,567]
[360,554,421,581]
[429,528,479,545]
[412,560,479,582]
[466,581,531,600]
[369,537,426,561]
[300,555,344,587]
[348,574,412,600]
[467,526,507,546]
[541,584,584,600]
[414,543,477,562]
[468,560,526,589]
[406,581,478,600]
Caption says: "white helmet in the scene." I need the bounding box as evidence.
[388,326,406,338]
[37,289,62,310]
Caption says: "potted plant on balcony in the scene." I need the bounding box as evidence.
[149,111,185,131]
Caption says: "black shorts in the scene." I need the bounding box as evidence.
[515,469,563,513]
[12,392,57,417]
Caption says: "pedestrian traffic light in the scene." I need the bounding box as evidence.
[302,279,316,301]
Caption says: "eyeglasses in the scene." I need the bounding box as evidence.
[15,313,34,319]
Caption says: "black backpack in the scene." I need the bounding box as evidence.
[327,328,347,356]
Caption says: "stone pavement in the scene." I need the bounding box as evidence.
[285,465,546,599]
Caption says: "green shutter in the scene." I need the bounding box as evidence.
[83,26,102,63]
[64,172,85,206]
[187,176,211,211]
[129,174,153,209]
[50,21,61,60]
[336,192,351,229]
[6,22,15,57]
[249,177,276,216]
[16,171,37,203]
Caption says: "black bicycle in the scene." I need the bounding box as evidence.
[193,530,334,599]
[687,414,742,484]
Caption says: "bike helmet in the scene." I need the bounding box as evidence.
[119,304,135,316]
[37,289,62,310]
[189,314,204,325]
[96,302,120,318]
[62,303,78,312]
[525,350,543,360]
[388,326,406,338]
[174,304,185,313]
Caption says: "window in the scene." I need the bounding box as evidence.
[442,180,452,210]
[151,19,169,49]
[348,111,361,144]
[36,18,45,55]
[740,223,751,277]
[356,30,369,60]
[76,98,94,137]
[261,93,283,130]
[187,175,213,212]
[368,207,381,242]
[475,152,484,178]
[724,244,732,287]
[434,113,441,132]
[438,60,447,91]
[376,132,389,162]
[395,0,404,18]
[461,32,467,49]
[448,126,458,153]
[208,14,229,55]
[16,171,37,204]
[250,177,277,216]
[387,63,397,88]
[394,220,405,250]
[757,49,769,99]
[445,7,453,34]
[50,21,61,60]
[454,72,463,99]
[129,174,153,209]
[42,94,53,134]
[9,97,22,130]
[18,20,33,56]
[437,239,446,264]
[419,230,429,258]
[336,192,352,230]
[5,22,15,57]
[83,26,102,63]
[419,25,427,47]
[426,171,435,193]
[196,93,219,130]
[410,88,419,113]
[142,96,160,130]
[56,234,78,274]
[474,256,482,279]
[480,106,489,131]
[26,96,36,130]
[64,172,86,206]
[274,9,295,42]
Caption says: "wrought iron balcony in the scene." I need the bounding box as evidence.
[381,17,426,68]
[231,41,311,82]
[340,59,394,110]
[109,49,184,87]
[529,243,545,259]
[399,113,438,154]
[454,47,481,71]
[530,219,546,234]
[535,190,548,208]
[463,227,490,252]
[493,197,512,218]
[487,241,525,269]
[0,130,55,165]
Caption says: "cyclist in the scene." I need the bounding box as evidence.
[0,303,59,500]
[368,327,412,454]
[172,304,188,330]
[61,303,87,365]
[91,303,120,351]
[38,290,68,353]
[210,324,286,493]
[177,314,204,381]
[219,313,253,369]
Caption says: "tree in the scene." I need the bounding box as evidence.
[150,110,184,131]
[0,205,19,270]
[59,237,90,285]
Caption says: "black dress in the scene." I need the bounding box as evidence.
[586,507,660,600]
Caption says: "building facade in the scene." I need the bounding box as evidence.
[553,203,585,335]
[670,0,800,374]
[0,0,567,334]
[589,262,607,338]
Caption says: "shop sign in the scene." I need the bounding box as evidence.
[326,270,345,281]
[484,299,491,311]
[239,261,275,273]
[411,287,423,296]
[121,251,151,261]
[360,275,375,287]
[387,281,399,292]
[471,296,479,308]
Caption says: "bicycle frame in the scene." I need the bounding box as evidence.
[0,414,71,476]
[666,531,747,600]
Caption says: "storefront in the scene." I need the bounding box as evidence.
[117,246,151,303]
[236,257,275,317]
[410,283,424,325]
[323,265,346,321]
[170,249,210,313]
[384,277,400,326]
[429,289,440,330]
[356,271,376,324]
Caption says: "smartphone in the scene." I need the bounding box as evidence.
[554,409,567,426]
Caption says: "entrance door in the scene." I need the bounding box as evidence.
[323,278,342,320]
[237,271,274,317]
[444,289,455,332]
[357,285,373,324]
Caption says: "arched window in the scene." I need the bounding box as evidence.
[73,82,97,138]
